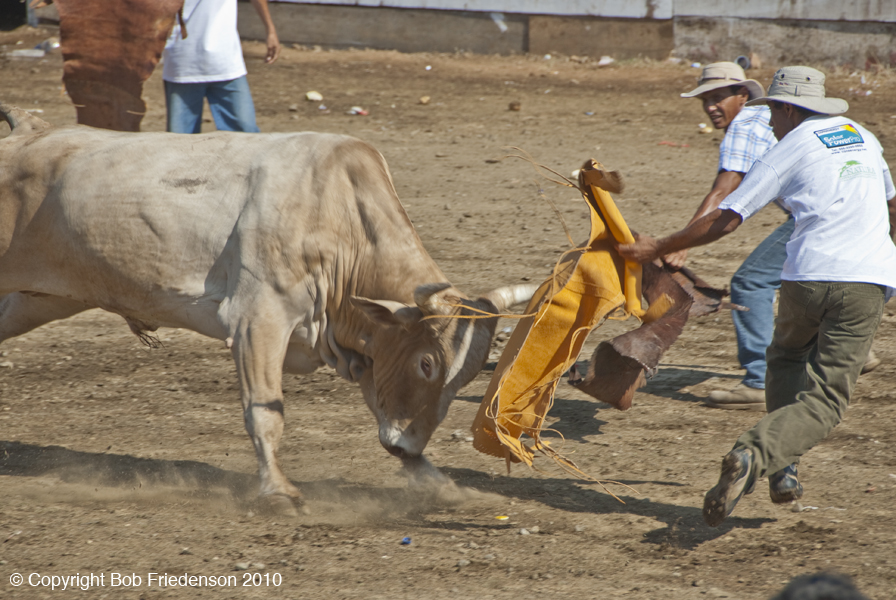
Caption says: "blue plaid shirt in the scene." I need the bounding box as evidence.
[718,106,776,174]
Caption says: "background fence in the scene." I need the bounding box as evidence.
[238,0,896,66]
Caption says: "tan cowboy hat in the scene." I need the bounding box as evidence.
[681,62,765,100]
[746,66,848,115]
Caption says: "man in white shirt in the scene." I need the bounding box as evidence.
[163,0,280,133]
[617,66,896,527]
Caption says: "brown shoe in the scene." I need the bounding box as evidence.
[703,447,754,527]
[704,384,766,411]
[861,349,881,375]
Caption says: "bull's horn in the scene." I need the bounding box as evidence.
[0,102,51,134]
[414,282,453,315]
[484,283,539,312]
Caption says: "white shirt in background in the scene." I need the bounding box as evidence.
[162,0,246,84]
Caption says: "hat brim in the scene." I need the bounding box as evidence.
[681,79,765,101]
[745,95,849,115]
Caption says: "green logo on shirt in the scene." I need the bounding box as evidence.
[839,160,876,180]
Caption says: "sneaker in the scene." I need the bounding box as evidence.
[704,384,766,411]
[769,463,803,504]
[703,447,753,527]
[861,349,881,375]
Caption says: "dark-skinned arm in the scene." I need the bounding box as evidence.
[889,195,896,243]
[618,208,744,264]
[662,170,744,269]
[250,0,281,64]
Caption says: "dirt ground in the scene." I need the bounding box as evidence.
[2,25,896,600]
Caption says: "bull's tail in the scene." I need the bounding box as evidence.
[0,102,51,135]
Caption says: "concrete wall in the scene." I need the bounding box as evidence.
[675,0,896,23]
[274,0,674,19]
[248,3,528,54]
[528,16,673,60]
[675,16,896,67]
[275,0,896,22]
[235,1,896,66]
[240,2,675,59]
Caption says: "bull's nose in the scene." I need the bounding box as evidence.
[385,445,408,459]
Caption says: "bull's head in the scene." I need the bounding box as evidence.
[352,283,534,461]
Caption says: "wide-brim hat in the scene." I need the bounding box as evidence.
[680,62,765,100]
[746,66,848,115]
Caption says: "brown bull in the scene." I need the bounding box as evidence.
[0,105,534,511]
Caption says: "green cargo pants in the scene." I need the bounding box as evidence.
[735,280,885,480]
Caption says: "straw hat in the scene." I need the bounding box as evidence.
[746,66,848,115]
[680,62,765,101]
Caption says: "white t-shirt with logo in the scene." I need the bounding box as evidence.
[162,0,246,84]
[719,115,896,293]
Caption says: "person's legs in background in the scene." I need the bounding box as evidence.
[206,76,260,133]
[731,218,794,389]
[706,218,793,409]
[164,80,207,134]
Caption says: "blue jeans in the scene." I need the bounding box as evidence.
[730,217,794,389]
[164,76,259,134]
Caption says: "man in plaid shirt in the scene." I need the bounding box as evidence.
[665,62,782,410]
[718,104,778,176]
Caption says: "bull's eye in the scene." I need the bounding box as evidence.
[420,355,434,378]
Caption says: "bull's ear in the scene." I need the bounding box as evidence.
[351,297,423,328]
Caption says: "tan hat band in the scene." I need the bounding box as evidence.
[698,78,749,89]
[793,84,823,97]
[770,82,825,98]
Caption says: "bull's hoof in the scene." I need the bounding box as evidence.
[401,454,482,505]
[409,474,500,506]
[401,454,451,486]
[255,493,308,517]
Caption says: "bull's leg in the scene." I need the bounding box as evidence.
[228,309,304,512]
[0,293,93,343]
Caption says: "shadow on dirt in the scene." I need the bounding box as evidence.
[0,440,493,520]
[439,466,773,550]
[643,365,741,404]
[458,364,740,411]
[455,394,611,442]
[0,440,256,498]
[454,365,739,442]
[1,440,772,547]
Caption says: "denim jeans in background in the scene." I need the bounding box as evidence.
[164,76,259,134]
[730,217,795,390]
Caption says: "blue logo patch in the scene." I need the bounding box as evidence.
[814,124,864,149]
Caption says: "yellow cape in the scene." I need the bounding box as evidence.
[471,160,671,475]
